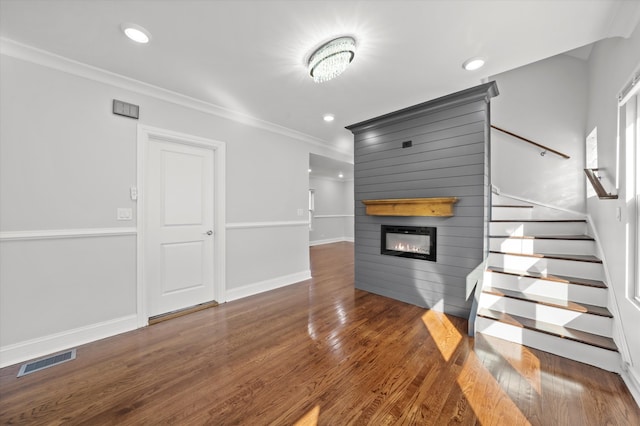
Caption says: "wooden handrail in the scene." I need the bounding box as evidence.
[584,168,618,199]
[491,125,570,159]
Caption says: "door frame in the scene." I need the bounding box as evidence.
[136,124,226,327]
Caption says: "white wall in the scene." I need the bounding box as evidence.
[490,54,588,212]
[586,24,640,397]
[309,176,354,245]
[0,45,348,366]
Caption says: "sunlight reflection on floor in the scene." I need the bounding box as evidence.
[293,405,320,426]
[421,309,462,362]
[456,350,532,425]
[481,330,542,395]
[422,309,532,424]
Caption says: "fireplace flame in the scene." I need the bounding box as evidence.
[393,242,428,254]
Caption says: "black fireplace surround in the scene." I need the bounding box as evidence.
[380,225,436,261]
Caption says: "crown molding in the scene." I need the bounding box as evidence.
[0,37,350,156]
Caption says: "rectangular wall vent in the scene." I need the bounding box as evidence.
[113,99,140,119]
[17,349,76,377]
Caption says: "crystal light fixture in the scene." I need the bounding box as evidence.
[308,36,356,83]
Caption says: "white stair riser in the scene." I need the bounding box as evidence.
[475,317,620,373]
[492,207,533,220]
[492,208,584,221]
[490,237,595,255]
[485,272,608,307]
[487,253,603,281]
[490,221,587,236]
[479,293,612,337]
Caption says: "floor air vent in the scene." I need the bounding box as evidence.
[17,349,76,377]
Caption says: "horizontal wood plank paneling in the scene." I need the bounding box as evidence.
[358,175,484,194]
[354,106,487,151]
[356,151,485,179]
[357,132,486,167]
[355,281,472,318]
[350,84,497,318]
[355,123,486,162]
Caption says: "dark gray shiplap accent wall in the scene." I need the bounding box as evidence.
[346,82,498,318]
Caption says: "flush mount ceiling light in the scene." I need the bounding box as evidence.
[323,114,335,122]
[308,36,356,83]
[121,23,151,44]
[462,57,485,71]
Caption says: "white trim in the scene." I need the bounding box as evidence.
[313,214,354,219]
[585,214,634,366]
[621,363,640,408]
[137,125,227,327]
[0,314,137,369]
[0,38,349,156]
[226,220,309,229]
[225,270,312,302]
[0,227,136,241]
[618,64,640,106]
[309,237,354,246]
[497,191,586,217]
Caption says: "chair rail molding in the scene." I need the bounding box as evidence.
[226,220,310,229]
[0,227,137,241]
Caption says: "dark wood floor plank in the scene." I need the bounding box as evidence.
[0,242,638,425]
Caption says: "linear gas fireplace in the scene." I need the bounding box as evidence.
[381,225,436,261]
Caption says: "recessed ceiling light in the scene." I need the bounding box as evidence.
[308,168,312,173]
[462,57,485,71]
[338,172,344,178]
[323,114,335,122]
[121,23,151,44]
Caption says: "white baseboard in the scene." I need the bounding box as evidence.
[309,237,354,246]
[0,314,138,369]
[225,270,312,302]
[621,363,640,408]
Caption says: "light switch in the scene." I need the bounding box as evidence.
[130,186,138,201]
[117,208,133,221]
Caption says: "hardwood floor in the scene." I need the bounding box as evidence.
[1,242,638,425]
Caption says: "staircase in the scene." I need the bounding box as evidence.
[475,194,621,372]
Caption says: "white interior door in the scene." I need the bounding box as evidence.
[145,139,215,317]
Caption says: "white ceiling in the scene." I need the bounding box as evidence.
[1,0,639,156]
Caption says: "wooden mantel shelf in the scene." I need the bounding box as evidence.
[361,197,458,217]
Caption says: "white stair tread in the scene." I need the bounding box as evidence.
[490,234,594,241]
[482,287,612,317]
[489,250,602,263]
[486,267,607,289]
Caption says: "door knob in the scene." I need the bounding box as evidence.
[205,230,213,236]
